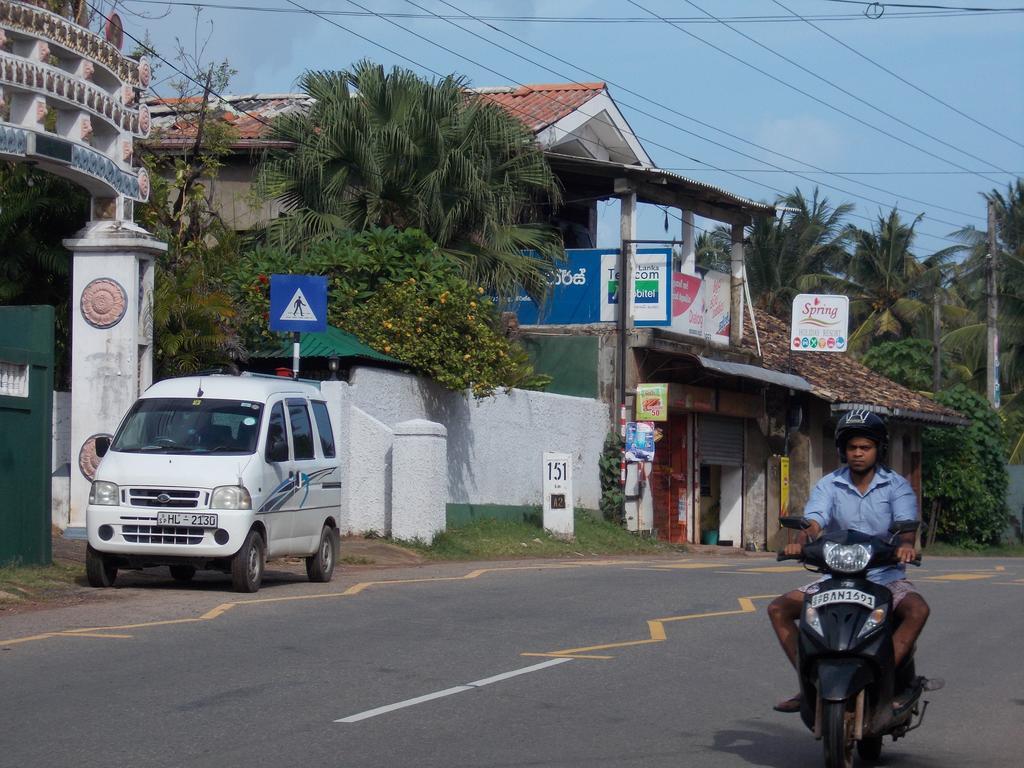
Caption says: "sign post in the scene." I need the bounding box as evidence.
[542,452,574,539]
[269,274,328,378]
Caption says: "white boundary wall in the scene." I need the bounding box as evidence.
[345,367,608,514]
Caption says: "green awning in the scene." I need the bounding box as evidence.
[252,326,401,365]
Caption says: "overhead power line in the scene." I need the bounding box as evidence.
[624,0,1008,187]
[822,0,1024,11]
[424,0,982,227]
[772,0,1024,150]
[665,0,1012,182]
[119,0,1024,22]
[276,0,970,246]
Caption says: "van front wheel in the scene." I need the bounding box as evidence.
[306,525,338,583]
[231,529,265,593]
[86,545,117,588]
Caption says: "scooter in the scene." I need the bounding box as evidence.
[778,517,942,768]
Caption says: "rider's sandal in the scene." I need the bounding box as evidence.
[773,694,802,713]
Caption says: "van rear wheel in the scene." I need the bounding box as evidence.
[231,529,265,593]
[86,545,117,588]
[306,525,338,583]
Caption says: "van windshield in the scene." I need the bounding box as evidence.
[111,398,264,455]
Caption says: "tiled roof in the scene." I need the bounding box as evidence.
[144,84,606,149]
[145,93,314,149]
[471,82,606,132]
[750,313,966,424]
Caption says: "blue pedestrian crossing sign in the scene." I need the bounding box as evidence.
[269,274,328,333]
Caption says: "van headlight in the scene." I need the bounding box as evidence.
[210,486,252,510]
[823,542,872,573]
[89,481,119,506]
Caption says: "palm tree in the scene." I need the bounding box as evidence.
[258,61,564,300]
[746,187,854,316]
[815,209,962,349]
[943,179,1024,456]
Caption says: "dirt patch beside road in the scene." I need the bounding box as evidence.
[0,530,424,617]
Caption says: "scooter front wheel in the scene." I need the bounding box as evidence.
[822,700,855,768]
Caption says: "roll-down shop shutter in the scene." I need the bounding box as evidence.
[698,414,744,466]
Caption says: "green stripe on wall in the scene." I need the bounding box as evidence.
[446,504,542,528]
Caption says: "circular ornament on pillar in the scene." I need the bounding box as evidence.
[81,278,128,329]
[79,434,114,481]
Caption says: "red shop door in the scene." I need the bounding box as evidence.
[651,414,689,543]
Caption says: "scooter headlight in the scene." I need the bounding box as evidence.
[857,606,889,639]
[823,542,872,574]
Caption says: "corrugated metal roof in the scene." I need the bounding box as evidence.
[252,326,401,364]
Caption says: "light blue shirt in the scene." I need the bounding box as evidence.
[803,465,918,585]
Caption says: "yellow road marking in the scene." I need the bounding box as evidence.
[643,562,738,570]
[920,573,995,582]
[522,595,776,659]
[0,560,652,649]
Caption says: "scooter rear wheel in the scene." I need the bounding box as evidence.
[823,700,855,768]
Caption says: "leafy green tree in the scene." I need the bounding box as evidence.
[922,386,1008,547]
[815,209,962,349]
[861,338,968,393]
[228,228,547,398]
[746,187,854,316]
[0,162,89,387]
[257,61,564,301]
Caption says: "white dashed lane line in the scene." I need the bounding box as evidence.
[335,658,574,723]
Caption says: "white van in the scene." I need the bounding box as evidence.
[86,373,341,592]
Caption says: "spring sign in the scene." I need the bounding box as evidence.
[790,294,850,352]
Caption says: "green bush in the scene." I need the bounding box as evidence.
[922,385,1009,546]
[861,338,963,392]
[598,431,625,523]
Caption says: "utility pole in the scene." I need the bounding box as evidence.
[932,290,942,394]
[986,199,1000,407]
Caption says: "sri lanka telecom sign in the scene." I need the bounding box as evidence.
[790,294,850,352]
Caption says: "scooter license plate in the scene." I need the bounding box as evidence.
[157,512,219,528]
[809,588,875,609]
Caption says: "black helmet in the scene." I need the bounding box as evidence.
[835,409,888,462]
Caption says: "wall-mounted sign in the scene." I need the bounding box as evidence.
[512,247,672,327]
[625,421,656,462]
[636,383,668,421]
[599,249,671,326]
[790,294,849,352]
[670,269,730,346]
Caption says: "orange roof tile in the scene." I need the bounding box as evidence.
[474,83,605,132]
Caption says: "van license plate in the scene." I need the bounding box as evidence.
[809,589,875,609]
[157,512,218,528]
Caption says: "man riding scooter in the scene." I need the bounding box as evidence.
[767,410,930,713]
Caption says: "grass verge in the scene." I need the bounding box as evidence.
[922,541,1024,557]
[399,511,677,560]
[0,561,83,605]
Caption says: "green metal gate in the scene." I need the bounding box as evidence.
[0,305,54,565]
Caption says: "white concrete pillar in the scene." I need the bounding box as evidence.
[64,220,167,529]
[730,222,745,347]
[391,419,448,542]
[681,210,697,274]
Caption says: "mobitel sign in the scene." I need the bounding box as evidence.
[790,294,849,352]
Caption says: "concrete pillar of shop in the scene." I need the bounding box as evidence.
[64,218,166,531]
[681,210,697,274]
[730,222,745,347]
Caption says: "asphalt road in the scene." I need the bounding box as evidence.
[2,554,1022,768]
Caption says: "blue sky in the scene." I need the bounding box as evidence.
[124,0,1024,251]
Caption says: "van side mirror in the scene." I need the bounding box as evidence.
[779,516,811,530]
[95,436,111,458]
[889,520,920,535]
